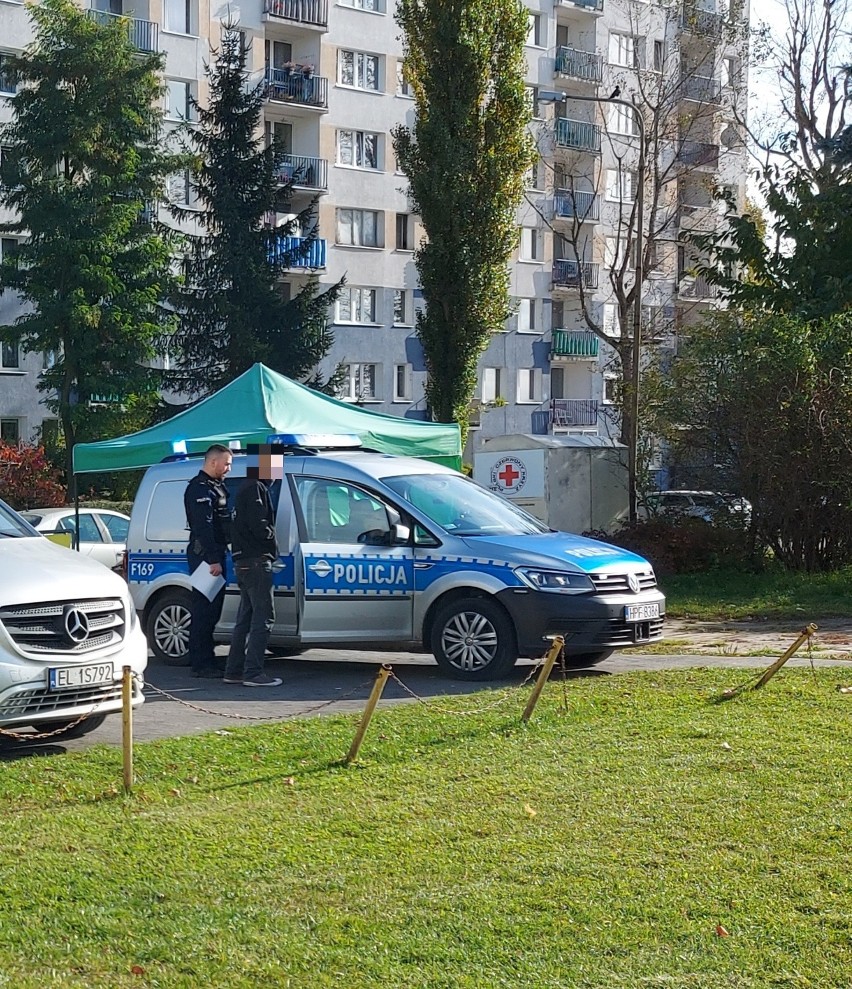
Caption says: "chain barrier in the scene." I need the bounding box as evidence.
[0,698,105,742]
[139,674,379,722]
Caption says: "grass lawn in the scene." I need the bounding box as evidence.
[661,566,852,620]
[1,668,850,988]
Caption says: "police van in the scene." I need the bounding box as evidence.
[126,435,665,680]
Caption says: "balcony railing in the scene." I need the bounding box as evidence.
[85,8,159,53]
[556,0,605,13]
[680,4,725,37]
[678,272,718,299]
[551,399,599,428]
[264,0,329,27]
[554,189,600,222]
[552,259,600,289]
[555,117,601,152]
[270,235,327,269]
[551,329,599,360]
[265,69,328,110]
[274,155,328,191]
[555,46,604,83]
[681,75,722,104]
[676,141,719,169]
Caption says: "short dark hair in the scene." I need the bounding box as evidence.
[205,443,231,460]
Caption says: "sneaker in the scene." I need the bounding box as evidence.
[222,675,244,684]
[242,673,283,687]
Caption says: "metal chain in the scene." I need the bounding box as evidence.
[388,661,543,716]
[139,675,378,722]
[0,707,99,742]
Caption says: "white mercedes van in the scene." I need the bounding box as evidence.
[0,497,147,739]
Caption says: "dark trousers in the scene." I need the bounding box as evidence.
[187,550,226,672]
[224,559,275,681]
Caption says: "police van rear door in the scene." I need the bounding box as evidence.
[291,476,414,641]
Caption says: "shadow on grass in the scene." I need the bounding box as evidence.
[0,741,68,761]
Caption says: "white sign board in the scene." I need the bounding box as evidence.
[473,449,546,500]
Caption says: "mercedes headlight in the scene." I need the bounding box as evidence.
[515,568,595,594]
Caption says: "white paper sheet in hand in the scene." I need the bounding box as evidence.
[190,562,226,602]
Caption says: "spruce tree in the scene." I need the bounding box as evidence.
[169,29,339,396]
[0,0,177,481]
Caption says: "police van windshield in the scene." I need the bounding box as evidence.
[383,473,549,536]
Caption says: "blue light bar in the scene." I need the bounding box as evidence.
[171,440,188,456]
[266,433,362,449]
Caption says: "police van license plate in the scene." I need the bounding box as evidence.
[624,603,660,622]
[48,664,115,691]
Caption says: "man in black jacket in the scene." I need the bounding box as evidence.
[223,445,283,687]
[185,443,233,677]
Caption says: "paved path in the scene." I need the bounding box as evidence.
[2,638,848,757]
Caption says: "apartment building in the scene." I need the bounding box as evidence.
[0,0,748,459]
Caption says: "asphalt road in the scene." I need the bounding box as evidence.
[2,646,847,759]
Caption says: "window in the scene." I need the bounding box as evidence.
[340,363,381,401]
[525,160,544,190]
[603,373,618,404]
[163,0,192,34]
[338,49,380,91]
[653,40,665,73]
[605,168,636,202]
[0,418,20,444]
[550,366,564,400]
[527,13,542,47]
[0,53,16,96]
[481,367,505,402]
[341,0,381,9]
[396,61,413,97]
[517,298,537,333]
[519,227,540,261]
[525,86,541,119]
[165,79,192,121]
[336,287,378,323]
[722,56,739,89]
[1,237,19,261]
[294,477,391,545]
[266,39,292,70]
[100,513,130,542]
[1,338,20,370]
[337,129,380,169]
[393,289,411,325]
[609,104,638,136]
[517,368,543,404]
[395,213,414,251]
[602,303,621,337]
[605,235,635,270]
[608,33,637,69]
[336,208,382,247]
[393,364,413,402]
[167,170,193,206]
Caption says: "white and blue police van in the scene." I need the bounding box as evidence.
[126,435,665,680]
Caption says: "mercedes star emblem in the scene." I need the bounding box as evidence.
[63,606,90,645]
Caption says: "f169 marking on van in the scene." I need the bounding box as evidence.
[309,559,409,587]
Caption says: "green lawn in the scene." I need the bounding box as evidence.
[1,668,849,988]
[661,566,852,620]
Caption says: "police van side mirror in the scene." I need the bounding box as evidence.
[391,523,410,545]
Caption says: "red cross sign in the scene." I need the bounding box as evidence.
[498,463,521,488]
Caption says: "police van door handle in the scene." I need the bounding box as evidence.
[414,562,434,570]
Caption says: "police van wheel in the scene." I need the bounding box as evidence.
[147,590,192,666]
[431,597,517,681]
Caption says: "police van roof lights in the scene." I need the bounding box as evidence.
[266,433,362,449]
[171,440,188,456]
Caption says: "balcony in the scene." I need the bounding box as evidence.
[554,189,600,222]
[680,75,723,104]
[552,259,600,290]
[555,117,601,153]
[274,155,328,192]
[555,0,605,15]
[263,0,329,28]
[265,69,328,111]
[555,46,604,83]
[270,235,327,269]
[680,4,725,38]
[677,272,718,299]
[675,141,719,169]
[85,8,158,53]
[550,399,599,429]
[551,329,599,361]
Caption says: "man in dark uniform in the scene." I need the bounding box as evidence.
[223,445,283,687]
[185,443,233,677]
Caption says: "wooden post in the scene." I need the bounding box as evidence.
[522,636,565,724]
[345,664,392,765]
[754,624,818,690]
[122,665,134,794]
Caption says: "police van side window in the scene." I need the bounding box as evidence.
[293,477,392,545]
[145,480,193,542]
